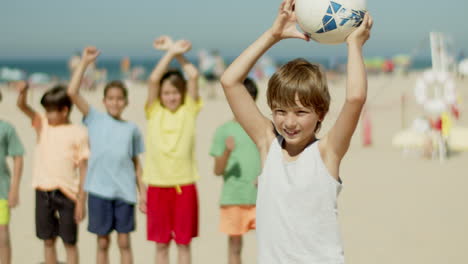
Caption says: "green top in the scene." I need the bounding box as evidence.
[0,120,25,199]
[210,121,261,205]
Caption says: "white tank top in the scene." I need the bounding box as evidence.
[256,136,344,264]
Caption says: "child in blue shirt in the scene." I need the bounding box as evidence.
[67,47,145,264]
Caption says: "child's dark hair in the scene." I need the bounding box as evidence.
[244,78,258,100]
[40,85,72,112]
[159,70,187,101]
[104,80,128,99]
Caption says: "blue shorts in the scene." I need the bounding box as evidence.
[88,193,135,235]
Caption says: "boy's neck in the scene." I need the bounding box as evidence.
[49,119,71,126]
[282,135,317,158]
[108,113,124,121]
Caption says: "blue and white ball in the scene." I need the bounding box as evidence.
[295,0,367,44]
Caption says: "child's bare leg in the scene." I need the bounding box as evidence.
[176,244,191,264]
[63,242,78,264]
[228,236,242,264]
[97,235,110,264]
[156,243,169,264]
[44,238,57,264]
[0,226,11,264]
[117,233,133,264]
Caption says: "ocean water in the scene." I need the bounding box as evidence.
[0,56,433,82]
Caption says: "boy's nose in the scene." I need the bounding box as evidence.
[284,114,297,128]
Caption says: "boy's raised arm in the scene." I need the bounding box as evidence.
[221,0,309,148]
[324,14,373,161]
[175,47,199,101]
[67,47,100,116]
[147,36,175,108]
[15,81,37,121]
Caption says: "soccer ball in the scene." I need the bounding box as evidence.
[295,0,367,44]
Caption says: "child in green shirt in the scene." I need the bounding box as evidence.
[210,78,261,264]
[0,89,24,264]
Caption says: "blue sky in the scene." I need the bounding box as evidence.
[1,0,466,59]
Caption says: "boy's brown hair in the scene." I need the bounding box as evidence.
[267,58,330,131]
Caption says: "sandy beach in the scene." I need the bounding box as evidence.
[0,72,467,263]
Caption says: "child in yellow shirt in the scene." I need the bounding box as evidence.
[143,36,201,264]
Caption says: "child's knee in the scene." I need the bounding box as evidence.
[97,236,110,251]
[229,236,242,254]
[44,239,56,248]
[117,235,131,251]
[0,230,9,248]
[176,243,190,251]
[156,243,169,253]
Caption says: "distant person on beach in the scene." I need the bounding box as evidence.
[198,49,225,99]
[144,36,201,264]
[220,0,373,262]
[121,56,131,80]
[67,47,146,264]
[210,78,261,264]
[15,81,89,264]
[68,52,81,74]
[0,89,24,264]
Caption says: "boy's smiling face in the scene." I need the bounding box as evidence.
[272,93,320,147]
[103,86,127,119]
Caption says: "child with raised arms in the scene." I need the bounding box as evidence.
[144,36,201,264]
[220,0,373,262]
[16,81,89,264]
[67,47,146,264]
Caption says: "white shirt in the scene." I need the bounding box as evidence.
[256,137,344,264]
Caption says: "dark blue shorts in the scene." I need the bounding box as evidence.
[88,194,135,235]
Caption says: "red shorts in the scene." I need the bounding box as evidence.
[147,184,199,245]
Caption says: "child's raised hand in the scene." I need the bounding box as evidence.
[346,13,373,47]
[13,80,28,93]
[225,136,235,151]
[82,46,100,65]
[270,0,309,41]
[169,40,192,55]
[153,35,174,51]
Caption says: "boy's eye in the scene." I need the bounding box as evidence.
[275,110,285,114]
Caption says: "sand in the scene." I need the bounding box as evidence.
[0,72,467,263]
